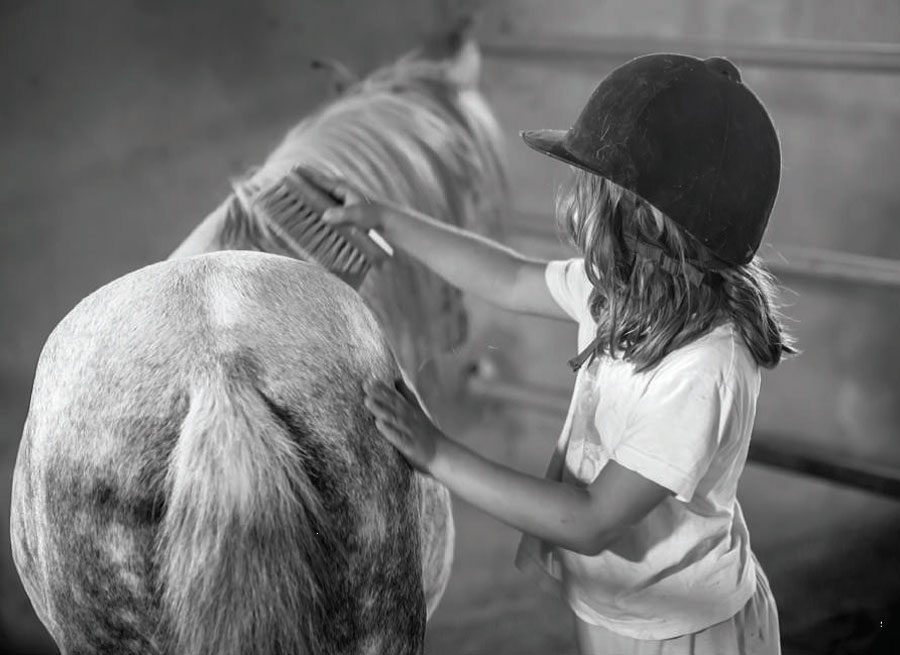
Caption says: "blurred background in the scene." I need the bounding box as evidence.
[2,1,899,653]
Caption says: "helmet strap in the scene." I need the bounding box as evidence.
[624,234,714,287]
[568,332,605,373]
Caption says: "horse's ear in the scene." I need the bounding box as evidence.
[310,58,359,97]
[420,15,481,88]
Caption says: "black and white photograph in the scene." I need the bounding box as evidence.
[2,1,899,653]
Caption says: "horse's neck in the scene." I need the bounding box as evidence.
[168,196,236,260]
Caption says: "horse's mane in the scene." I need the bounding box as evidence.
[218,38,507,391]
[227,44,505,241]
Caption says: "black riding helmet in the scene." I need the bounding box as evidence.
[521,53,781,269]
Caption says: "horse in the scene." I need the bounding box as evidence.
[10,27,506,655]
[173,25,505,404]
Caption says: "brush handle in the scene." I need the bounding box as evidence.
[366,229,394,257]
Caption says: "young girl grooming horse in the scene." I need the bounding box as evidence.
[321,54,794,654]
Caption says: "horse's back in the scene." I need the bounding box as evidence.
[11,251,447,654]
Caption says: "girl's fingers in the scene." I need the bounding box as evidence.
[322,203,380,230]
[393,377,424,412]
[372,406,407,432]
[365,396,410,430]
[364,381,425,425]
[374,419,412,452]
[364,387,391,411]
[374,418,400,445]
[321,206,349,225]
[363,396,388,420]
[374,419,431,473]
[301,168,366,205]
[328,179,368,205]
[367,382,405,409]
[365,385,437,473]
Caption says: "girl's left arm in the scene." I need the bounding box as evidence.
[366,380,671,557]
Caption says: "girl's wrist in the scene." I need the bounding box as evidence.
[426,430,453,479]
[376,203,415,237]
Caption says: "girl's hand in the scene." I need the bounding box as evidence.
[364,379,444,473]
[300,168,388,231]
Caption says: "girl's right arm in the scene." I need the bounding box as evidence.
[319,181,567,320]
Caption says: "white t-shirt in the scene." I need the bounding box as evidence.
[515,258,761,640]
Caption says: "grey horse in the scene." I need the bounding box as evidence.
[11,27,506,655]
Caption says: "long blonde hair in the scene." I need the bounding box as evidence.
[557,168,796,372]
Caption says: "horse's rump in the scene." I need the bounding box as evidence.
[11,252,431,654]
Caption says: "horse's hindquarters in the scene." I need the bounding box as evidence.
[11,252,446,654]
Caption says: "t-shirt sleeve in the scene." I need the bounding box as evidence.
[610,370,727,503]
[544,258,592,322]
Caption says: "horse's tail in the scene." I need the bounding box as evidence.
[159,364,327,655]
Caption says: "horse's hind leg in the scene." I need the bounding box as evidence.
[11,418,168,654]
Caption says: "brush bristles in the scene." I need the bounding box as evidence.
[252,168,371,285]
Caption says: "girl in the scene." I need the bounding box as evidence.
[319,53,794,654]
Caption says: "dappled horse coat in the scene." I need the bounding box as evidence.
[11,29,506,655]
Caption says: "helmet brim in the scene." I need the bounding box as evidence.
[521,129,607,179]
[520,129,577,164]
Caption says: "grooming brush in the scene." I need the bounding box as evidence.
[251,167,394,290]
